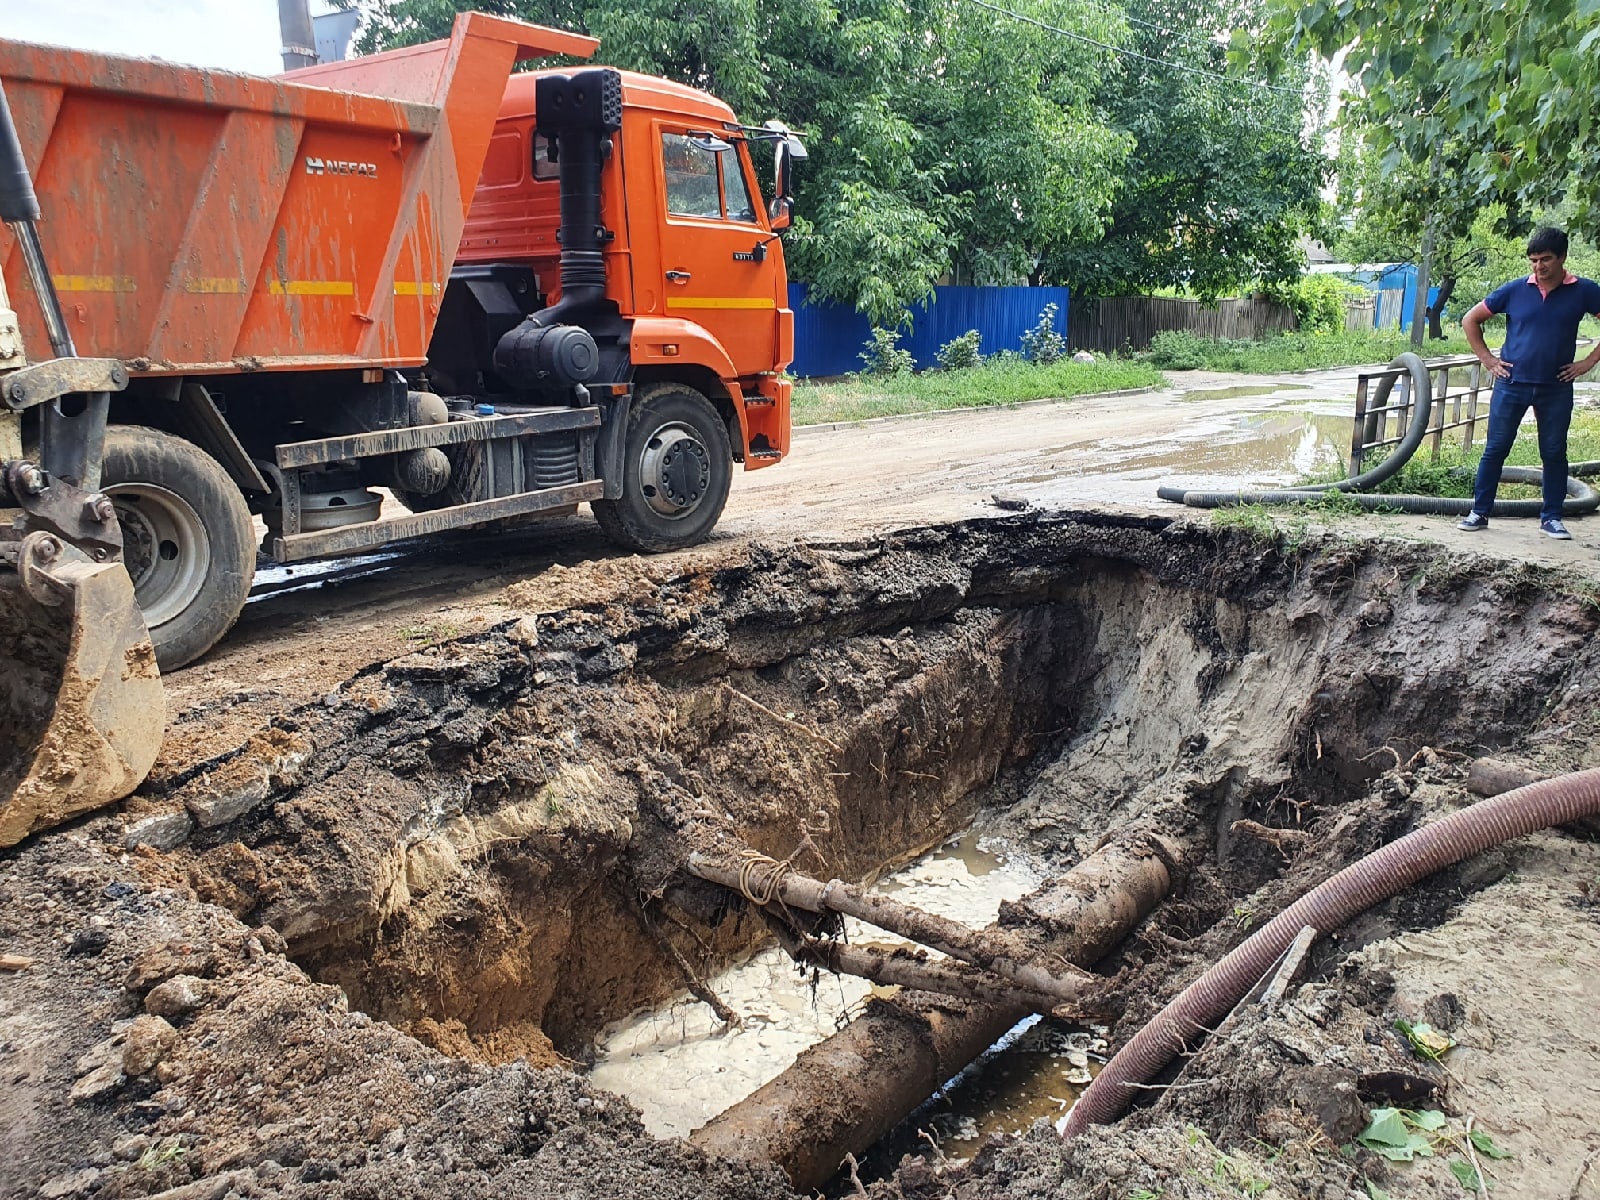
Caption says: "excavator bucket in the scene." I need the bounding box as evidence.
[0,537,163,846]
[0,76,164,846]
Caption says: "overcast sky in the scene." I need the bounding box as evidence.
[0,0,339,76]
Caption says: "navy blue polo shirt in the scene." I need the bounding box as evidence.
[1484,273,1600,385]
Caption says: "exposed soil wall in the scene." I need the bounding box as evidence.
[4,511,1600,1198]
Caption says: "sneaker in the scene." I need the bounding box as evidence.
[1457,512,1489,531]
[1541,517,1573,540]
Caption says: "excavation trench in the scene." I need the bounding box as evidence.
[119,511,1600,1198]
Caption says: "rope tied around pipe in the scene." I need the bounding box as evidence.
[736,849,795,907]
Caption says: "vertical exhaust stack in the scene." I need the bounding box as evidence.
[278,0,318,71]
[492,68,624,391]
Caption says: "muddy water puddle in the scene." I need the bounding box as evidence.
[1177,382,1308,403]
[587,830,1047,1139]
[849,1019,1107,1185]
[1022,408,1356,506]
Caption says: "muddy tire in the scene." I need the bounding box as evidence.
[593,383,732,553]
[102,425,255,671]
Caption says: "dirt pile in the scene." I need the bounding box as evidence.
[4,510,1600,1198]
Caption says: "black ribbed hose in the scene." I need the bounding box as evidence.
[1157,468,1599,517]
[1062,767,1600,1138]
[1157,354,1600,518]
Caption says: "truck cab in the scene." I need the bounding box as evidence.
[431,69,799,552]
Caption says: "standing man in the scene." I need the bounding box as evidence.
[1458,227,1600,538]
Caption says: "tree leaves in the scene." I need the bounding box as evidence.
[1265,0,1600,237]
[344,0,1140,320]
[1357,1107,1438,1161]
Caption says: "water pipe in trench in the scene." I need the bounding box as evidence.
[1062,766,1600,1137]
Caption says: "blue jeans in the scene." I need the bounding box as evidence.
[1472,379,1574,522]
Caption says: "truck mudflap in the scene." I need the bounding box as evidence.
[0,526,163,847]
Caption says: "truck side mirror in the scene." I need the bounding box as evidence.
[767,132,806,230]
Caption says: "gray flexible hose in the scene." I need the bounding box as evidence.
[1061,767,1600,1138]
[1157,354,1600,517]
[1158,468,1600,517]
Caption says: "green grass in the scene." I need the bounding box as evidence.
[1307,408,1600,500]
[1145,328,1474,374]
[792,356,1163,425]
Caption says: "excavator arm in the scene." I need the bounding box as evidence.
[0,78,162,846]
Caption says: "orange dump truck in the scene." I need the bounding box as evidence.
[1,12,801,667]
[0,12,802,841]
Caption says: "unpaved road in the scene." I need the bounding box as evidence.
[158,363,1600,774]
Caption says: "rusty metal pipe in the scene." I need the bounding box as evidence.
[1062,768,1600,1137]
[690,834,1174,1190]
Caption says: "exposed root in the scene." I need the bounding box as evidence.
[721,683,843,755]
[766,919,1102,1019]
[635,904,741,1029]
[689,850,1097,1004]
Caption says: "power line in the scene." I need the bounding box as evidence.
[959,0,1303,97]
[1094,0,1235,54]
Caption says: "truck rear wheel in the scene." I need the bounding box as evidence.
[102,426,255,671]
[593,383,732,553]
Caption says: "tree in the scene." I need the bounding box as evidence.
[336,0,1130,324]
[1043,0,1330,299]
[1331,137,1486,337]
[1265,0,1600,241]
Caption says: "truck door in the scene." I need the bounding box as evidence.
[654,126,776,378]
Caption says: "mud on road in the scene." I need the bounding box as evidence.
[5,509,1600,1199]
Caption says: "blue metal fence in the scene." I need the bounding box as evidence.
[788,283,1071,377]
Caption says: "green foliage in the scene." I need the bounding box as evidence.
[1210,504,1279,540]
[1146,329,1211,369]
[934,329,983,371]
[1020,304,1067,365]
[1046,0,1331,299]
[792,355,1161,424]
[858,327,914,377]
[1261,0,1600,239]
[1469,1129,1513,1161]
[1322,141,1600,338]
[1357,1108,1446,1161]
[1261,275,1365,335]
[1141,328,1470,373]
[1356,1108,1512,1195]
[788,188,953,327]
[1394,1018,1456,1063]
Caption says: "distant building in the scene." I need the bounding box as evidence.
[313,8,359,63]
[1298,236,1335,266]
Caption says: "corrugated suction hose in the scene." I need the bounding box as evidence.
[1061,767,1600,1138]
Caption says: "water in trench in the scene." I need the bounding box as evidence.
[851,1016,1108,1180]
[587,828,1087,1144]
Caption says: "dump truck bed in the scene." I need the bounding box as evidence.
[0,14,595,376]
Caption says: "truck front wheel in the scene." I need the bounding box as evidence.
[102,426,256,671]
[593,383,732,553]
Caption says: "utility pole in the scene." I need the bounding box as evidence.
[279,0,318,71]
[1408,154,1444,350]
[1409,219,1434,350]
